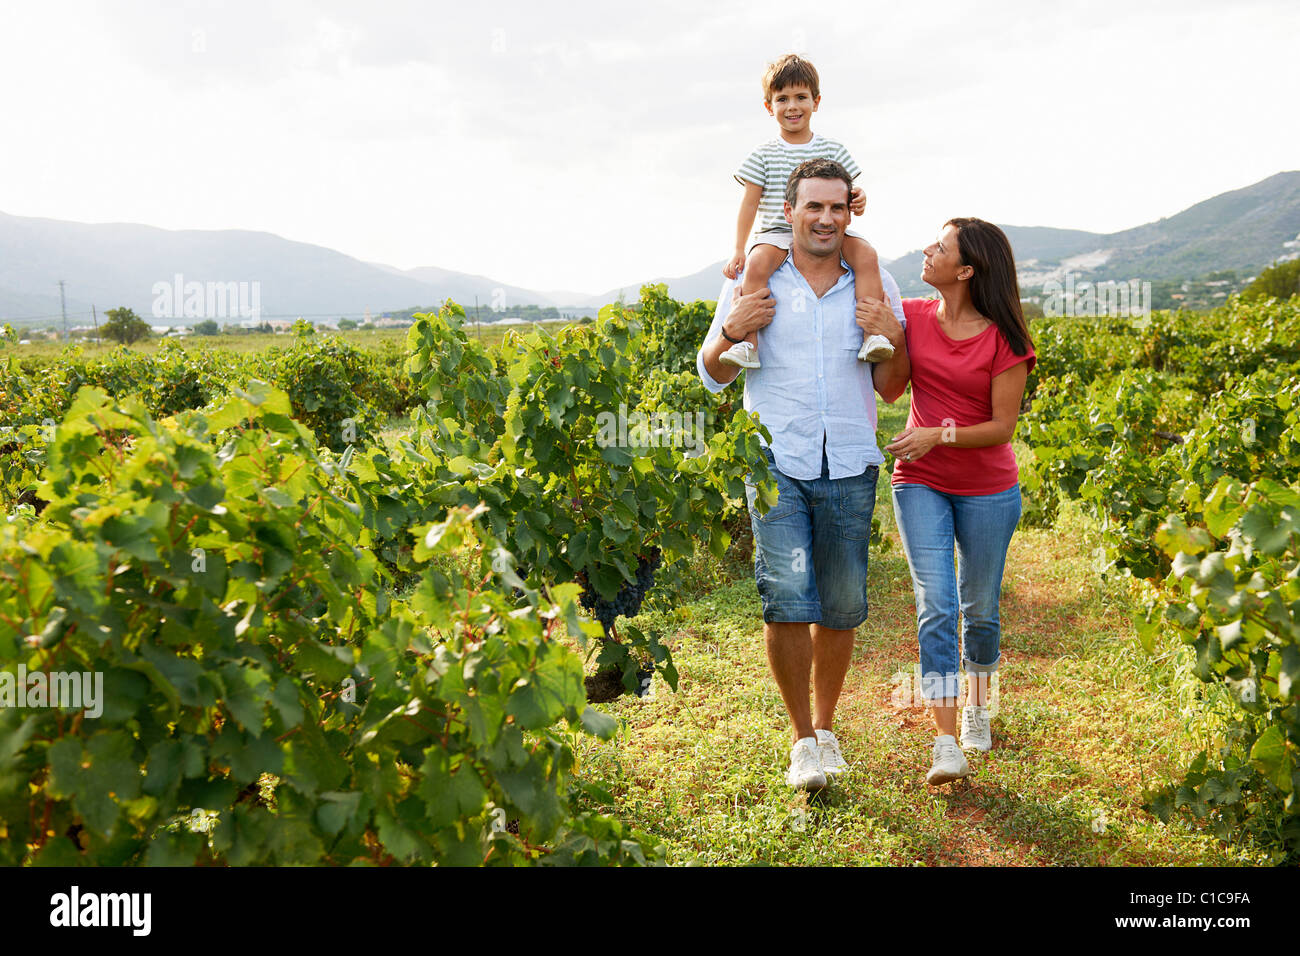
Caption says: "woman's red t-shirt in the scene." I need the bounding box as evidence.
[890,298,1036,496]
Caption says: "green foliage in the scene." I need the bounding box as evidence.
[1139,477,1300,861]
[0,338,419,506]
[101,308,152,346]
[1242,259,1300,302]
[393,300,774,690]
[193,320,220,336]
[1021,295,1300,860]
[0,384,663,865]
[266,337,391,452]
[614,283,717,376]
[0,287,778,865]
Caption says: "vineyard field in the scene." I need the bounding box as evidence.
[0,288,1296,865]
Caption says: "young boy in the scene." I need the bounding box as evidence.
[720,54,893,369]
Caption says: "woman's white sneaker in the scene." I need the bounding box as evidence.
[960,705,992,752]
[815,729,848,781]
[925,734,970,786]
[785,737,827,791]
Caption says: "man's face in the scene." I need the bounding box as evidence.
[783,176,850,259]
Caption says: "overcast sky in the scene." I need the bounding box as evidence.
[1,0,1295,294]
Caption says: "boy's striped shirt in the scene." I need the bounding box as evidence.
[736,134,862,233]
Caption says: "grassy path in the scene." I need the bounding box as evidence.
[574,403,1265,866]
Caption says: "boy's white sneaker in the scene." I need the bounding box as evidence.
[857,333,895,362]
[925,734,970,786]
[719,340,761,369]
[960,704,993,752]
[785,737,827,791]
[815,728,848,781]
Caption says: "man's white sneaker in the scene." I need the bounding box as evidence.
[925,734,970,786]
[857,333,895,362]
[785,737,827,791]
[815,729,848,781]
[719,340,761,369]
[960,704,992,752]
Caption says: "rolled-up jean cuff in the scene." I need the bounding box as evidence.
[964,655,1001,675]
[819,609,869,631]
[761,601,822,624]
[920,671,961,701]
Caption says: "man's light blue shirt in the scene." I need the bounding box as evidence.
[696,257,906,481]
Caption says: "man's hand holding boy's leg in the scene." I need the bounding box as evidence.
[845,237,894,362]
[720,243,786,369]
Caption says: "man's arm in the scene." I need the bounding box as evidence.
[697,280,776,390]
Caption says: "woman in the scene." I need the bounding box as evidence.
[879,218,1035,786]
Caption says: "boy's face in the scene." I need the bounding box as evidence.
[765,84,820,136]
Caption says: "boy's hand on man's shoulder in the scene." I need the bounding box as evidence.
[723,252,747,279]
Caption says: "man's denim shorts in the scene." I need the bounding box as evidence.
[744,446,878,630]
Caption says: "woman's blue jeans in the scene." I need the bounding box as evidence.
[892,483,1022,702]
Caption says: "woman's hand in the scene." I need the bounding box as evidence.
[886,426,943,462]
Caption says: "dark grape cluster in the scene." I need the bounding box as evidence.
[578,548,662,634]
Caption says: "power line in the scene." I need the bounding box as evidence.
[59,280,68,342]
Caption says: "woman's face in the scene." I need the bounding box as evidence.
[921,224,970,286]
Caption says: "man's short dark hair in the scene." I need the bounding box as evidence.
[785,159,853,208]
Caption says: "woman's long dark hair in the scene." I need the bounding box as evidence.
[947,218,1033,356]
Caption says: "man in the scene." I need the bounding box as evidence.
[697,158,909,791]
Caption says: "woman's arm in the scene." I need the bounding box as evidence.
[884,361,1029,459]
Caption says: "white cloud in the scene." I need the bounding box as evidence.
[0,0,1295,294]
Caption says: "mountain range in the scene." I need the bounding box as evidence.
[3,171,1297,327]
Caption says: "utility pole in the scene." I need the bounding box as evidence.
[59,280,69,343]
[473,296,482,340]
[91,304,100,344]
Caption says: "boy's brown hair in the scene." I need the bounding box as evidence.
[762,54,819,102]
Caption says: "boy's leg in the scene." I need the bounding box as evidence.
[844,236,884,303]
[844,236,894,361]
[720,242,785,368]
[737,243,787,346]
